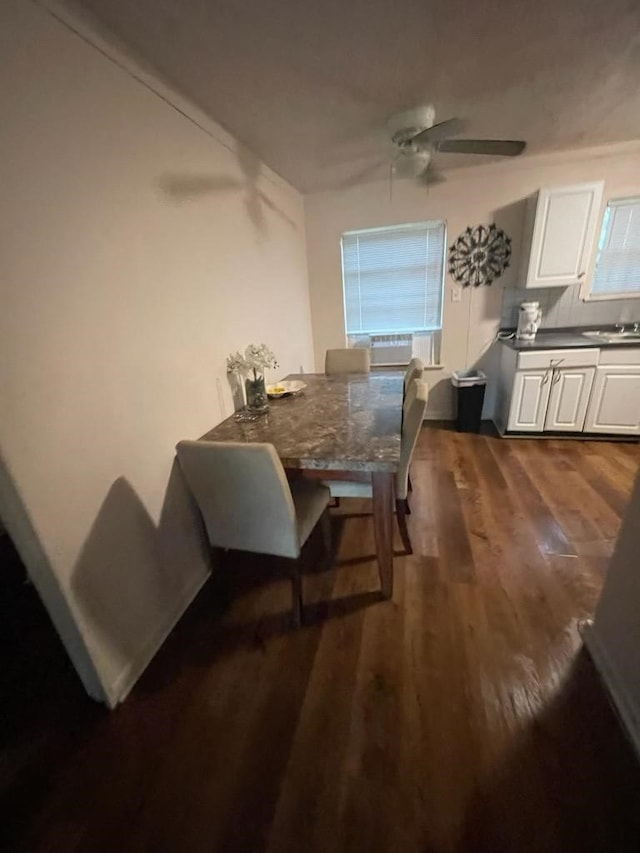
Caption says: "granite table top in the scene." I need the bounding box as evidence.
[200,372,404,472]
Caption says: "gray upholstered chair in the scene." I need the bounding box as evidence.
[324,378,428,554]
[176,440,331,626]
[403,357,424,394]
[325,347,370,375]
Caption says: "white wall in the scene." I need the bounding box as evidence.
[0,0,314,705]
[305,143,640,418]
[585,473,640,756]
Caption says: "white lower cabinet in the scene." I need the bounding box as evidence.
[499,345,640,437]
[584,366,640,435]
[544,367,595,432]
[507,370,552,432]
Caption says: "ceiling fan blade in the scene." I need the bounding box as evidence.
[410,118,468,146]
[436,139,526,156]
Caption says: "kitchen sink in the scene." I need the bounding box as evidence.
[582,330,640,343]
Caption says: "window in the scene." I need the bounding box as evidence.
[341,221,446,364]
[589,197,640,299]
[341,221,445,335]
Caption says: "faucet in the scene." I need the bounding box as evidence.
[614,323,626,332]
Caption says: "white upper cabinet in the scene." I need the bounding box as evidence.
[521,181,604,288]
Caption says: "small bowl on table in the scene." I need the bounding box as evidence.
[266,380,306,398]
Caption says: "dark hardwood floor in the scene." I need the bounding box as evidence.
[2,427,640,852]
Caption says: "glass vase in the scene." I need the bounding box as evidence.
[245,373,269,414]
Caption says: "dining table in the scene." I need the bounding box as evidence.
[200,371,404,598]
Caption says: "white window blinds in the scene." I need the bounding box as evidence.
[591,198,640,298]
[341,221,446,335]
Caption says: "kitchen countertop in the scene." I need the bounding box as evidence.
[499,327,640,351]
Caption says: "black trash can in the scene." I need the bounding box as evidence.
[452,370,487,433]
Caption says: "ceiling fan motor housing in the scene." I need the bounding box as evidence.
[387,105,435,146]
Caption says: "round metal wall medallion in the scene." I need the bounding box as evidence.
[448,223,512,287]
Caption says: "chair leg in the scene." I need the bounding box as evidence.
[320,509,332,563]
[290,560,303,628]
[210,547,231,614]
[405,494,411,515]
[396,499,413,555]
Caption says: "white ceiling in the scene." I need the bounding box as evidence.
[75,0,640,191]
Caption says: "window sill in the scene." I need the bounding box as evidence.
[579,287,640,302]
[582,294,640,302]
[372,363,445,370]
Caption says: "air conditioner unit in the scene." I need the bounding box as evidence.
[348,331,438,365]
[412,332,436,365]
[369,334,413,365]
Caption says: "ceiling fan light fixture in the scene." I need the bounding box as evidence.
[411,149,431,174]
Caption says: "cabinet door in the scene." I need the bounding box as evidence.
[508,370,552,432]
[584,367,640,435]
[544,367,595,432]
[525,182,604,287]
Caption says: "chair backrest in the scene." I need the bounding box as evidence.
[402,369,422,417]
[403,358,424,394]
[176,440,301,558]
[397,379,429,499]
[325,348,371,375]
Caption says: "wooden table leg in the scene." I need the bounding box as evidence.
[372,471,394,599]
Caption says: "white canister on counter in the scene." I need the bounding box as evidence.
[516,301,542,340]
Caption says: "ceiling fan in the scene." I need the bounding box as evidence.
[348,105,526,187]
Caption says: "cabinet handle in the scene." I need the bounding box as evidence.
[550,358,564,367]
[542,370,550,385]
[578,271,586,279]
[552,370,561,385]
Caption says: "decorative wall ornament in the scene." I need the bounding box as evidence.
[448,223,511,287]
